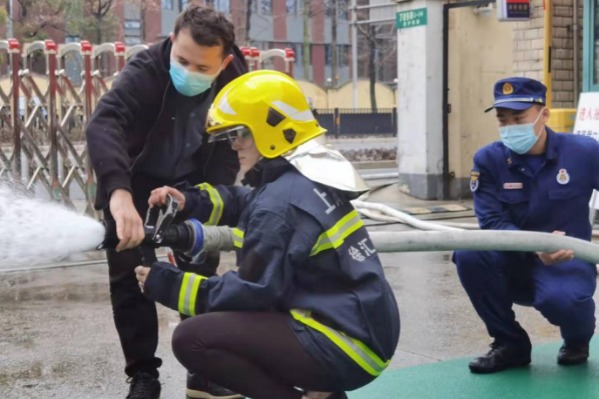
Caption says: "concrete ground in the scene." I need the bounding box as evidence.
[1,180,597,399]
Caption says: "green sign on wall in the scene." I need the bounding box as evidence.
[396,8,428,30]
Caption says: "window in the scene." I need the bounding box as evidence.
[586,0,599,90]
[125,37,142,46]
[260,0,272,15]
[124,19,141,29]
[325,0,334,18]
[338,0,349,20]
[325,0,349,20]
[161,0,173,10]
[286,0,296,15]
[340,45,350,67]
[214,0,230,13]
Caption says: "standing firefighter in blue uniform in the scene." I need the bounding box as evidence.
[134,70,400,399]
[453,77,599,374]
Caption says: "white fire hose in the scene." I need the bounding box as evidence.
[352,200,462,232]
[202,225,599,265]
[200,201,599,265]
[367,230,599,264]
[350,199,599,264]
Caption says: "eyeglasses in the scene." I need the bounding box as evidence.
[208,126,252,145]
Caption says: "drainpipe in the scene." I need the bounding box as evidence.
[543,0,553,108]
[573,0,580,104]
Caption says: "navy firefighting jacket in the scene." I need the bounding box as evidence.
[145,159,400,376]
[470,128,599,240]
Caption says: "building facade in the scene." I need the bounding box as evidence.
[1,1,400,91]
[395,0,585,200]
[160,0,353,87]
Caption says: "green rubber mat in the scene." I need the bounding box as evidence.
[349,340,599,399]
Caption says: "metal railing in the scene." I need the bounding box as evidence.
[0,38,148,214]
[315,107,397,136]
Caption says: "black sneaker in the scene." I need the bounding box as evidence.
[186,373,244,399]
[557,342,589,365]
[126,372,161,399]
[468,341,531,374]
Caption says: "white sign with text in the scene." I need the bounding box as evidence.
[573,92,599,210]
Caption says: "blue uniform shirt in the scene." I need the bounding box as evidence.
[470,128,599,240]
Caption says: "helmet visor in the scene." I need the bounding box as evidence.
[207,125,252,145]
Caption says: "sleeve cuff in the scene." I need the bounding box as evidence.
[144,262,184,311]
[104,174,132,201]
[144,262,209,316]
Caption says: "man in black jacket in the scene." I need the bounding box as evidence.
[86,6,246,399]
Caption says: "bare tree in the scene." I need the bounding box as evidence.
[331,0,338,88]
[303,0,311,80]
[354,5,396,112]
[8,0,69,40]
[63,0,118,44]
[303,0,347,84]
[0,2,8,34]
[133,0,161,43]
[245,0,252,45]
[367,25,377,111]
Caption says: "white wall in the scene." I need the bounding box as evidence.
[396,0,444,199]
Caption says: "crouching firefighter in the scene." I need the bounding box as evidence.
[134,70,400,399]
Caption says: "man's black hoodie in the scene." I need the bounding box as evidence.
[86,38,247,210]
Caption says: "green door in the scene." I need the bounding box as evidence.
[584,0,599,91]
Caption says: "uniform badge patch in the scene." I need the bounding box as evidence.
[503,182,523,190]
[503,83,514,95]
[556,169,570,185]
[470,170,480,192]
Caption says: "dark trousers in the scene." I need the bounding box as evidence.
[106,246,220,377]
[453,250,597,346]
[104,174,219,377]
[172,312,342,399]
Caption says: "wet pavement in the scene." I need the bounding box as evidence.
[1,183,597,399]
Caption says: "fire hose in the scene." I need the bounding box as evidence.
[99,195,599,265]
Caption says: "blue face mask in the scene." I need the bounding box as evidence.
[169,59,220,97]
[498,109,544,154]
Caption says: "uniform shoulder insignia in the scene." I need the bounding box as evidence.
[470,170,480,192]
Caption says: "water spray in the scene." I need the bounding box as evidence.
[0,185,104,268]
[4,183,598,272]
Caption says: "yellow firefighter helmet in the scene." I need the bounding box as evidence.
[206,70,326,158]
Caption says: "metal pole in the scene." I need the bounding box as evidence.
[351,0,358,109]
[46,40,61,201]
[573,0,580,106]
[332,0,338,88]
[7,0,13,37]
[543,0,553,108]
[442,4,450,200]
[9,40,21,183]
